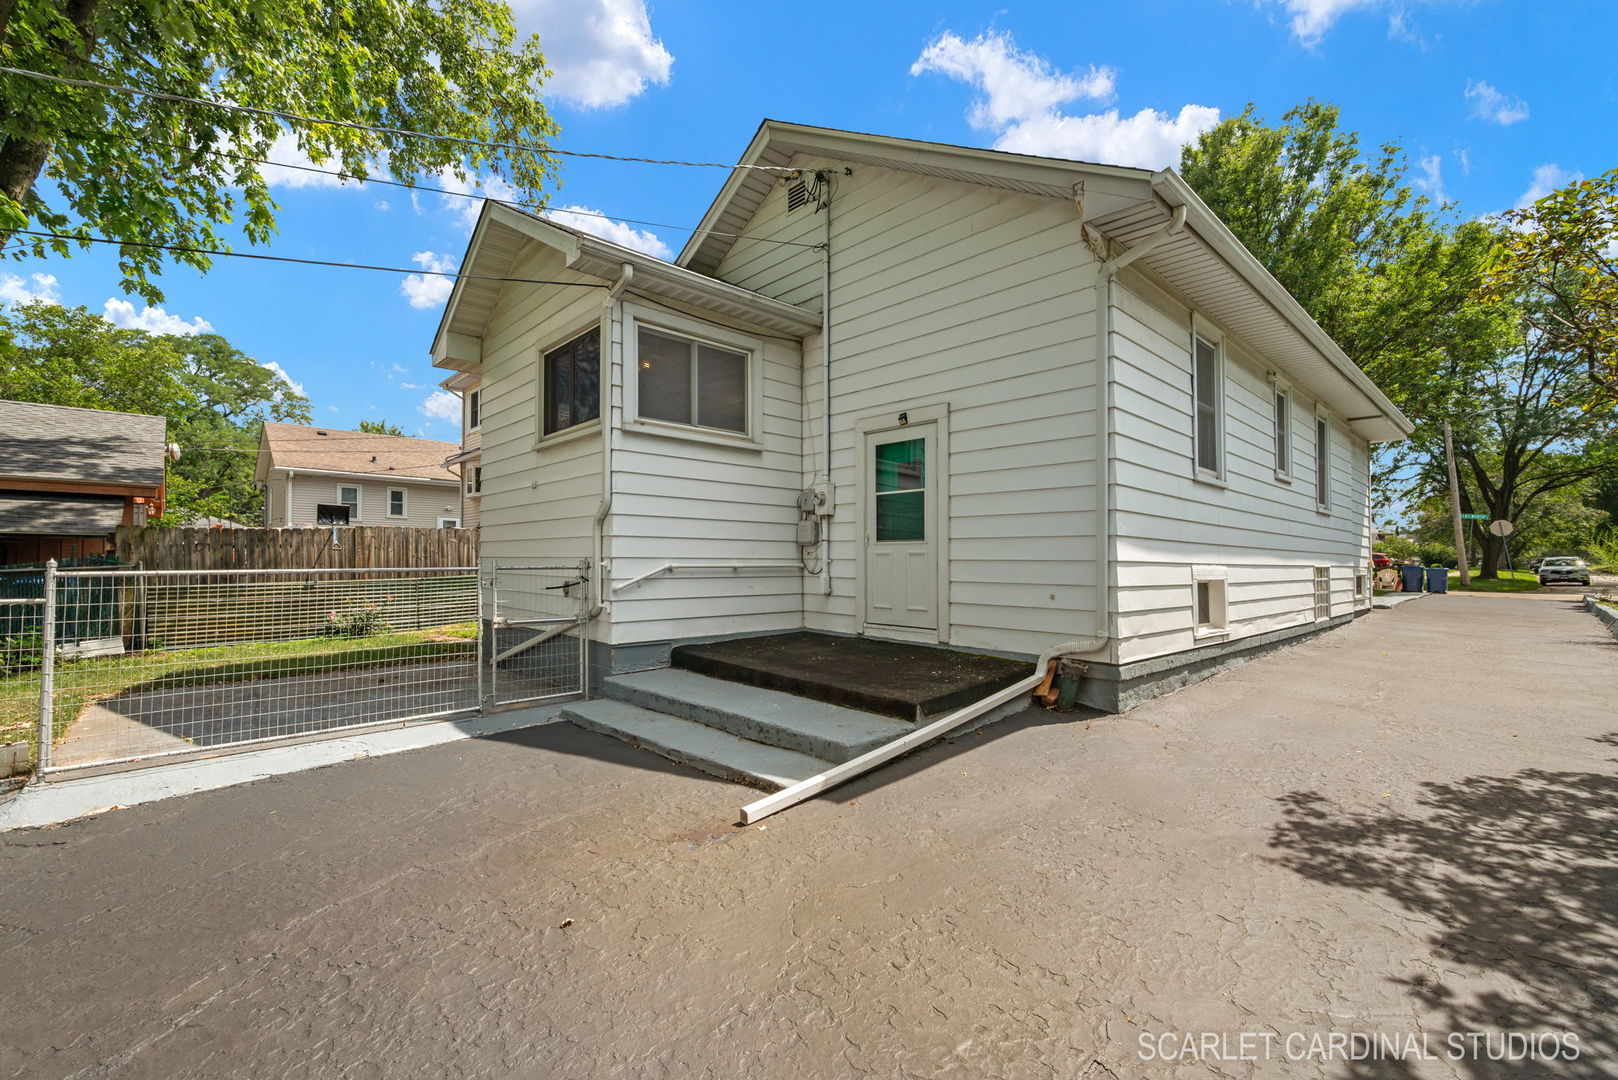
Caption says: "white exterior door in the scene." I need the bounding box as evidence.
[863,424,938,631]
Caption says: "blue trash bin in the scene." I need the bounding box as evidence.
[1425,566,1450,593]
[1400,565,1426,592]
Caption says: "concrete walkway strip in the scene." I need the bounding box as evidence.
[0,705,564,832]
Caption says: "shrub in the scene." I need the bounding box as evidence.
[0,630,43,676]
[1417,543,1457,568]
[323,599,392,638]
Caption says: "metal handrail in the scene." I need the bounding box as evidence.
[610,561,803,594]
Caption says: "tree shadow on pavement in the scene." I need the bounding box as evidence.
[1266,744,1618,1078]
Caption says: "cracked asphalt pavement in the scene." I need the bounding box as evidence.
[2,590,1615,1079]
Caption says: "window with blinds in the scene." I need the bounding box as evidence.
[542,329,601,436]
[636,326,748,434]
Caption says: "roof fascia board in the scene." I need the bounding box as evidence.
[1151,171,1413,438]
[274,465,458,486]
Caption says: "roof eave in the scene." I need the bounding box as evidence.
[1149,171,1414,441]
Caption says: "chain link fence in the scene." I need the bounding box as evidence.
[0,561,592,779]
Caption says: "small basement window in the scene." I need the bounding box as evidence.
[1314,566,1332,621]
[1193,568,1228,635]
[636,325,748,435]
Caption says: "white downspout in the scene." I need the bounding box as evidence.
[1073,202,1189,656]
[820,187,834,595]
[585,262,634,623]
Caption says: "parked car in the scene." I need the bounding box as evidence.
[1537,557,1592,587]
[1371,552,1393,570]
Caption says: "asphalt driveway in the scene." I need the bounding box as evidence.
[2,591,1614,1079]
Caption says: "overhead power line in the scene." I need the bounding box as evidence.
[0,65,797,173]
[12,228,609,287]
[57,127,819,250]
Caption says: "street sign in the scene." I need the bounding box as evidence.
[1460,513,1489,521]
[1489,519,1515,537]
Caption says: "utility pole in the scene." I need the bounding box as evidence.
[1444,420,1471,585]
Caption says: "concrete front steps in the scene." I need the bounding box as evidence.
[559,668,912,791]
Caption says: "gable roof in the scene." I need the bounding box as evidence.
[0,399,167,488]
[676,121,1412,443]
[258,423,459,483]
[430,203,822,372]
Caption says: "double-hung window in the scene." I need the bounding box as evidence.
[636,325,749,435]
[1192,333,1223,477]
[387,488,406,518]
[1315,413,1331,511]
[542,329,601,436]
[338,485,360,520]
[1273,389,1291,478]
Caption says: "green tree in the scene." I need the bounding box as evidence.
[165,333,310,522]
[1488,168,1618,402]
[357,419,405,436]
[0,299,187,412]
[0,0,558,302]
[1179,101,1495,417]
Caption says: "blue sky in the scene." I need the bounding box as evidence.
[3,0,1614,440]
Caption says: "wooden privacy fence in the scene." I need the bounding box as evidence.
[114,526,477,571]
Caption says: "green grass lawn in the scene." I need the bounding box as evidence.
[1446,568,1543,593]
[0,622,477,752]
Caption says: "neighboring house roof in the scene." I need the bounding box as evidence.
[257,423,460,484]
[0,399,168,487]
[0,493,126,534]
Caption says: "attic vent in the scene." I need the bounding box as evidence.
[786,179,811,213]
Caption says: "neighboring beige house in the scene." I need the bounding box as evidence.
[430,120,1410,710]
[254,423,461,528]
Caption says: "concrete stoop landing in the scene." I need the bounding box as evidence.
[560,632,1036,791]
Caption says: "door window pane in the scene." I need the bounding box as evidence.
[875,438,925,492]
[876,491,925,541]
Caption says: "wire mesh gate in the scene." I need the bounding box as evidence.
[2,560,591,778]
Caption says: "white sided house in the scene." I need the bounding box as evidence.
[255,423,463,529]
[432,122,1410,711]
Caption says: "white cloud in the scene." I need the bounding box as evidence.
[910,31,1115,130]
[1465,80,1529,125]
[510,0,673,108]
[1413,154,1445,201]
[1516,163,1581,209]
[400,381,423,390]
[0,272,60,306]
[1456,148,1472,176]
[102,298,214,336]
[541,205,672,258]
[420,390,460,422]
[262,360,305,397]
[375,199,391,212]
[256,130,366,190]
[1268,0,1383,45]
[327,405,340,414]
[400,251,457,309]
[431,169,521,233]
[912,30,1216,170]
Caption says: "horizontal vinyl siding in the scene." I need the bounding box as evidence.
[278,474,457,528]
[1110,270,1372,665]
[605,305,806,644]
[717,160,1102,658]
[475,242,605,569]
